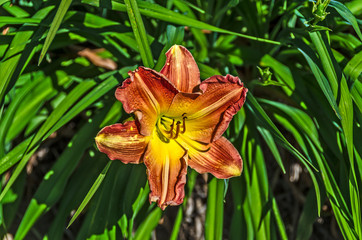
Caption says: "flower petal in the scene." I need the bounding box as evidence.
[116,67,179,136]
[168,74,247,143]
[144,132,188,210]
[95,121,149,163]
[160,45,200,93]
[188,137,242,178]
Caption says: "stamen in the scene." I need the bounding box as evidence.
[160,115,187,140]
[173,121,181,139]
[181,116,187,134]
[166,119,175,139]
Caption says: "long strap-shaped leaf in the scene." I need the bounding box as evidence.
[310,31,356,190]
[0,80,93,202]
[329,0,362,41]
[13,107,112,240]
[0,5,54,104]
[38,0,73,64]
[124,0,154,68]
[82,0,282,46]
[67,160,112,228]
[205,178,224,240]
[0,70,123,202]
[246,93,321,215]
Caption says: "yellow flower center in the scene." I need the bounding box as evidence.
[157,114,187,142]
[155,114,211,153]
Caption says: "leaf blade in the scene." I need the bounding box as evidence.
[38,0,73,64]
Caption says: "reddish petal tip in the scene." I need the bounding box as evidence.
[160,45,201,93]
[95,121,148,164]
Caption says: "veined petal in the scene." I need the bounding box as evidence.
[160,45,200,93]
[188,137,242,178]
[116,67,179,136]
[168,74,247,143]
[144,132,188,210]
[95,121,149,163]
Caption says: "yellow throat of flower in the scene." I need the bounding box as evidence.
[155,114,210,153]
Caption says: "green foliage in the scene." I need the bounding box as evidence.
[0,0,361,239]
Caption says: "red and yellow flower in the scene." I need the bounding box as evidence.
[95,45,248,210]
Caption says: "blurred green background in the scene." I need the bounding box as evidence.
[0,0,361,239]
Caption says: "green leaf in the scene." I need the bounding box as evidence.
[133,208,162,240]
[0,67,128,202]
[1,3,30,17]
[0,16,40,24]
[170,170,197,240]
[0,0,10,6]
[0,147,36,202]
[13,200,47,240]
[259,99,322,152]
[47,69,129,135]
[0,80,95,202]
[329,0,362,41]
[13,108,111,239]
[154,25,185,72]
[310,30,355,178]
[230,177,248,239]
[45,152,108,240]
[170,207,183,240]
[82,0,281,45]
[131,183,150,217]
[127,169,149,239]
[351,81,362,113]
[0,77,39,157]
[296,188,318,240]
[205,178,224,240]
[32,80,95,147]
[256,126,285,173]
[260,54,295,96]
[344,50,362,82]
[309,32,339,97]
[39,0,73,64]
[294,39,341,119]
[173,0,208,60]
[76,160,132,239]
[349,170,362,239]
[272,197,287,240]
[0,5,54,103]
[67,160,112,228]
[306,138,357,239]
[246,94,321,214]
[339,77,354,166]
[119,214,128,239]
[0,170,26,232]
[124,0,154,68]
[246,94,317,170]
[0,138,31,175]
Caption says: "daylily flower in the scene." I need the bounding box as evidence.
[95,45,248,210]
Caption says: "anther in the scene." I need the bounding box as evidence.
[181,116,186,134]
